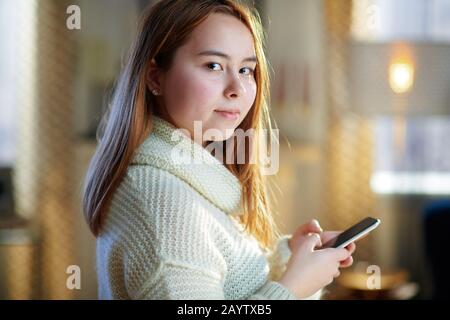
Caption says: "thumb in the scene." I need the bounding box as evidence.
[310,219,323,233]
[302,233,322,252]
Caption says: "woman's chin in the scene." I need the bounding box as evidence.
[203,126,238,142]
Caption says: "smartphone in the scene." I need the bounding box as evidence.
[320,217,381,249]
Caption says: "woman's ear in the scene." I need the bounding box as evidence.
[146,59,163,96]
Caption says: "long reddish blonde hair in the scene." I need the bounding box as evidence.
[83,0,281,250]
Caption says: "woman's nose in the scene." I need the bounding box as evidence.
[224,73,245,99]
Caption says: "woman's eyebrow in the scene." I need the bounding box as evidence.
[196,50,257,63]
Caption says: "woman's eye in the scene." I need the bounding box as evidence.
[240,67,255,76]
[206,63,222,71]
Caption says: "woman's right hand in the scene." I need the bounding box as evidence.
[278,233,350,299]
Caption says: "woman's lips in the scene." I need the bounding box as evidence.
[214,110,240,120]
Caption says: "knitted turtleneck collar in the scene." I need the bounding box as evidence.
[131,115,243,216]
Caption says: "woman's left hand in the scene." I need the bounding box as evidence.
[320,231,356,268]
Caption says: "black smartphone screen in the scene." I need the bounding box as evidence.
[321,217,380,249]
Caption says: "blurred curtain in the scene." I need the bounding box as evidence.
[13,0,78,299]
[322,0,377,261]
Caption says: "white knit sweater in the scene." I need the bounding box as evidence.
[96,116,321,300]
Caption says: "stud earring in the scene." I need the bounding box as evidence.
[152,89,160,96]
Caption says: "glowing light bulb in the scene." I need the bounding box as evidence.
[389,62,414,94]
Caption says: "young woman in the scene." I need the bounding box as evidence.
[83,0,355,300]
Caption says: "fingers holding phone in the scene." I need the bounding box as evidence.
[278,217,380,299]
[339,242,356,267]
[319,231,356,267]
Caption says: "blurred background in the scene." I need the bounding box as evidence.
[1,0,449,300]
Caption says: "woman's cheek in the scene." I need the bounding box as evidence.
[180,69,215,103]
[243,81,257,113]
[165,70,203,115]
[187,79,223,117]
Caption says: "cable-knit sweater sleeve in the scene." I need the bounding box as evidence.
[110,167,297,300]
[266,234,293,282]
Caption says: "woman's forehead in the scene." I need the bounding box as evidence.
[185,13,256,59]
